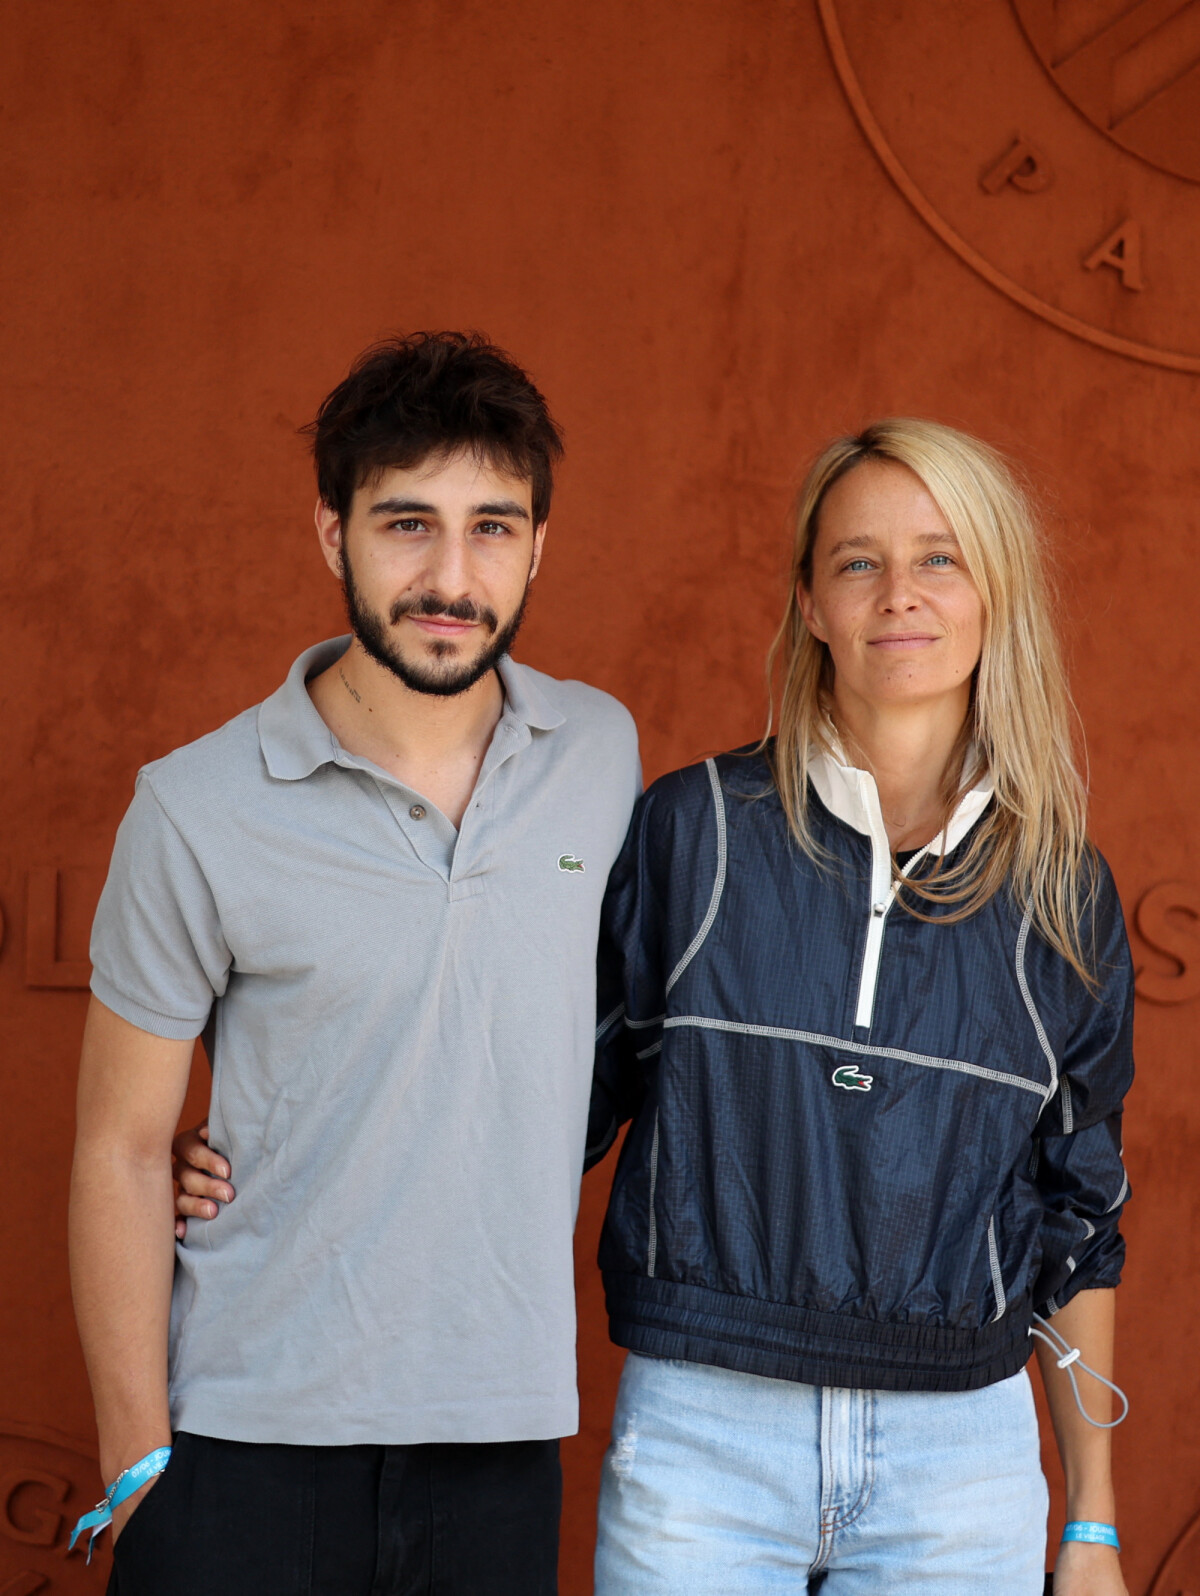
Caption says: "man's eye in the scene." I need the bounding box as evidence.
[476,521,510,536]
[844,558,874,572]
[391,519,426,533]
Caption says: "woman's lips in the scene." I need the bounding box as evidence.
[868,633,939,649]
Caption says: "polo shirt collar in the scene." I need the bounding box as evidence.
[496,656,566,732]
[258,638,349,781]
[258,638,566,782]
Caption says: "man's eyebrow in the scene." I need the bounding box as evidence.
[472,499,531,521]
[365,497,531,521]
[367,497,437,516]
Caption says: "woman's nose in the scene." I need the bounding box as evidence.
[879,567,919,611]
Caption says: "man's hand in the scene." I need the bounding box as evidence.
[111,1475,160,1543]
[1053,1539,1128,1595]
[172,1120,235,1240]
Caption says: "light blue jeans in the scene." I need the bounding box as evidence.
[595,1353,1048,1594]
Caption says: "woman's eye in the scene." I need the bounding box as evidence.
[925,553,954,567]
[844,558,874,573]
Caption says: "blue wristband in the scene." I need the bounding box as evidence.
[1062,1521,1120,1551]
[69,1445,172,1561]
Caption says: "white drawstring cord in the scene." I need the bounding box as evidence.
[1029,1312,1129,1429]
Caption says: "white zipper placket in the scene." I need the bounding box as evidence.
[852,773,932,1031]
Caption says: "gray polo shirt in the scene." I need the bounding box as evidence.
[90,638,640,1446]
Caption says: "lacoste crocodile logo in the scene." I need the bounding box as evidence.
[832,1063,873,1092]
[557,854,586,873]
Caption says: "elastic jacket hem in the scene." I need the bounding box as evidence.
[604,1272,1034,1393]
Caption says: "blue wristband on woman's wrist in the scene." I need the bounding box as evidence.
[1062,1521,1120,1550]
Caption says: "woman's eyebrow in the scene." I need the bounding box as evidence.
[826,534,873,557]
[826,529,960,557]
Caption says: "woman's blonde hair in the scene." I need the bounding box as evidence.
[765,417,1096,982]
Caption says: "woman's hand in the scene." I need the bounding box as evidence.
[172,1121,234,1240]
[1053,1539,1128,1595]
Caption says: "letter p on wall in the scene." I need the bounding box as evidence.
[980,134,1054,193]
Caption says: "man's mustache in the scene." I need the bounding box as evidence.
[389,593,499,634]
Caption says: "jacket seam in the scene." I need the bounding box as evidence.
[646,1110,660,1276]
[1015,908,1060,1104]
[664,759,727,996]
[595,1003,625,1042]
[987,1214,1007,1322]
[662,1015,1046,1096]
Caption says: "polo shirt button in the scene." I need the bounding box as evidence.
[409,804,426,820]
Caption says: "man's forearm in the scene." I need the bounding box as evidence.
[70,1141,177,1483]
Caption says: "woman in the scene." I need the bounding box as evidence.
[586,419,1132,1594]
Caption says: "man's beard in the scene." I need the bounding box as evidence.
[340,547,532,698]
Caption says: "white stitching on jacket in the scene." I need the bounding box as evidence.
[596,1003,625,1043]
[646,1110,660,1276]
[987,1215,1007,1322]
[1015,909,1059,1104]
[665,759,728,996]
[662,1015,1047,1095]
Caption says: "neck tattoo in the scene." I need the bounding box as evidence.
[339,666,362,706]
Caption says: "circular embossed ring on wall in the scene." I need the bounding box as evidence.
[816,0,1200,373]
[1011,0,1200,184]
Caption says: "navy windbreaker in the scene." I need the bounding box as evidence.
[587,747,1133,1393]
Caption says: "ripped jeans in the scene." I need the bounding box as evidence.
[594,1353,1048,1594]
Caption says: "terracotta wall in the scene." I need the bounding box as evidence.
[2,1,1198,1590]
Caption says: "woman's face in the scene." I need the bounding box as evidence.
[797,460,984,719]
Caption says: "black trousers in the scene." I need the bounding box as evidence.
[107,1430,562,1596]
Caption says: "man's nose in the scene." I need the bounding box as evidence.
[422,530,472,597]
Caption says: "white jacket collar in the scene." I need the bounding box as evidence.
[808,741,993,858]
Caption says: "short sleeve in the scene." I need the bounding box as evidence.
[89,774,232,1040]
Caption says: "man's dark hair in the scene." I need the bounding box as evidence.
[305,332,564,526]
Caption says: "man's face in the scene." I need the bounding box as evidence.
[316,451,545,697]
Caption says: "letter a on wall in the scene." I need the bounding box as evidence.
[1083,218,1144,291]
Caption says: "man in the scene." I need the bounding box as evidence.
[70,332,640,1595]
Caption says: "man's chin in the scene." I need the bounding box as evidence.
[362,639,502,698]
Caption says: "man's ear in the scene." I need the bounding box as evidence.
[529,521,548,582]
[795,579,827,643]
[314,498,344,579]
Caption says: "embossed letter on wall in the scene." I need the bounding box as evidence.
[22,870,103,991]
[0,1425,108,1593]
[1134,881,1200,1005]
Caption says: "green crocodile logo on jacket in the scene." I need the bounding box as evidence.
[831,1063,873,1092]
[557,854,586,873]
